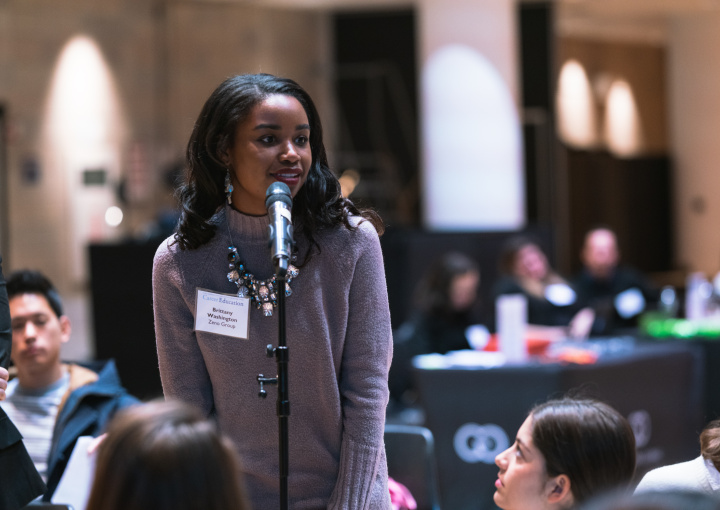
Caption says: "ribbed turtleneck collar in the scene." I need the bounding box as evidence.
[224,205,270,242]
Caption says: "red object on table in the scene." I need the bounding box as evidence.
[483,333,551,356]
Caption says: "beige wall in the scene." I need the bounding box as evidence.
[668,13,720,275]
[164,4,333,156]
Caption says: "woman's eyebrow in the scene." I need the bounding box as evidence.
[253,123,310,131]
[253,123,280,130]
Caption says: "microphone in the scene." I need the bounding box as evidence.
[265,182,294,276]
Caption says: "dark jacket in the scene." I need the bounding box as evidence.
[0,256,47,510]
[492,276,582,328]
[389,311,475,406]
[43,359,139,500]
[573,265,659,334]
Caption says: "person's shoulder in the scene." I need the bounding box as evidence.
[635,456,708,493]
[493,276,522,294]
[73,360,139,403]
[154,231,221,271]
[572,269,594,286]
[154,210,225,260]
[153,234,181,266]
[615,264,644,279]
[316,215,380,249]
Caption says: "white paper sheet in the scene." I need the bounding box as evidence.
[51,435,97,510]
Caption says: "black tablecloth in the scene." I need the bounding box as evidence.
[413,341,704,510]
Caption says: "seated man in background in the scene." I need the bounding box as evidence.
[573,227,658,334]
[1,270,139,501]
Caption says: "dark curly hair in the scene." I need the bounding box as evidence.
[174,73,383,256]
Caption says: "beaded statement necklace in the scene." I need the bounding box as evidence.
[225,213,299,317]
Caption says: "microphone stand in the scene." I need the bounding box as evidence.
[257,261,290,510]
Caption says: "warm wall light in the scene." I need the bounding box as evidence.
[338,169,360,198]
[43,34,127,279]
[104,206,124,227]
[604,79,643,157]
[556,60,598,149]
[45,35,125,153]
[422,44,524,231]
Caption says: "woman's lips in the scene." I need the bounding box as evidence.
[272,171,302,186]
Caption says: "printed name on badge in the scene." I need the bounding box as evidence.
[195,288,250,339]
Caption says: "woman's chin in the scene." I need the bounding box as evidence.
[493,491,504,508]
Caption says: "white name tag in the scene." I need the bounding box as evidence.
[195,288,250,339]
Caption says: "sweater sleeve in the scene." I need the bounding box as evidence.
[327,223,392,510]
[152,242,215,417]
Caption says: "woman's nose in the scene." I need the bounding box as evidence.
[280,141,299,162]
[495,447,510,468]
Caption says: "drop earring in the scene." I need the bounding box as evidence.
[224,169,233,205]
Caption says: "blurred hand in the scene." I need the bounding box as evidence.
[87,433,107,455]
[568,307,596,340]
[0,367,8,401]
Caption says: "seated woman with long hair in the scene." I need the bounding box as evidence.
[389,252,482,409]
[493,397,636,510]
[85,400,250,510]
[493,236,595,340]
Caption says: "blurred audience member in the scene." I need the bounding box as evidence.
[574,227,658,334]
[0,257,46,509]
[634,419,720,497]
[86,399,250,510]
[389,252,482,411]
[581,489,720,510]
[1,270,138,501]
[494,397,636,510]
[493,236,594,339]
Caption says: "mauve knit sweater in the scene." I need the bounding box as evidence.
[152,206,392,509]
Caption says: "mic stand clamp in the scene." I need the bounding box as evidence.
[257,345,278,398]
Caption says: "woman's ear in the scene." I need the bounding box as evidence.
[220,153,230,168]
[546,474,574,507]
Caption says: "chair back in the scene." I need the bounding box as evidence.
[385,424,441,510]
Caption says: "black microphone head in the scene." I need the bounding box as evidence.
[265,182,293,210]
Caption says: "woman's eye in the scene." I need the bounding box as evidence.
[259,135,275,144]
[295,135,308,145]
[514,444,523,459]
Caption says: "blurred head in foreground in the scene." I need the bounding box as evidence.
[86,400,249,510]
[580,489,720,510]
